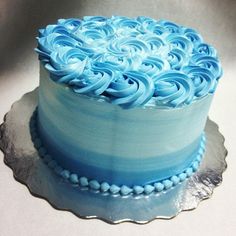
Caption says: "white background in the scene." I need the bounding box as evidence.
[0,0,236,235]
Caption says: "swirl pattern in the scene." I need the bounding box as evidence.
[153,71,194,107]
[36,33,80,62]
[183,66,217,96]
[106,71,155,108]
[36,16,222,108]
[45,47,88,83]
[194,43,217,57]
[70,62,114,95]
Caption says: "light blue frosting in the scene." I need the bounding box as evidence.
[30,109,206,196]
[37,64,213,186]
[35,16,222,108]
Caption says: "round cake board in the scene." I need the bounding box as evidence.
[0,89,227,224]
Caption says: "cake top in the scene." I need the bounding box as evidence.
[36,16,222,108]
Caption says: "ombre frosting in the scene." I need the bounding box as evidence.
[36,16,222,108]
[35,16,222,195]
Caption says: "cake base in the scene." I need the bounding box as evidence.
[0,89,227,224]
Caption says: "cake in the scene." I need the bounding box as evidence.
[33,16,222,196]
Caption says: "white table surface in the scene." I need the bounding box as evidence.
[0,0,236,235]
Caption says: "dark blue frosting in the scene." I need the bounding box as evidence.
[36,16,222,108]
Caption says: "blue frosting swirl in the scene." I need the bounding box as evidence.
[167,48,188,70]
[139,56,170,76]
[191,54,222,80]
[106,71,155,108]
[70,62,114,95]
[183,28,203,44]
[57,18,82,31]
[35,33,80,62]
[183,66,217,96]
[36,16,223,108]
[38,25,70,38]
[153,71,194,107]
[45,47,88,83]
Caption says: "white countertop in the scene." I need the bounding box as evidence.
[0,0,236,235]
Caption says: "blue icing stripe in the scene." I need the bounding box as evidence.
[37,117,202,185]
[37,89,207,186]
[38,107,201,169]
[30,109,206,196]
[35,16,222,108]
[36,65,213,186]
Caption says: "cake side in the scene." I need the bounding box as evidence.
[37,65,212,185]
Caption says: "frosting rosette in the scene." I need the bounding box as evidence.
[36,16,223,108]
[45,47,88,83]
[36,33,80,62]
[107,37,149,58]
[183,28,203,45]
[138,34,167,55]
[194,43,217,57]
[75,21,115,44]
[191,54,222,80]
[167,48,188,69]
[106,71,155,108]
[139,56,170,76]
[153,71,194,107]
[95,53,133,71]
[158,20,182,33]
[38,25,70,38]
[57,18,82,31]
[165,33,193,53]
[111,16,141,29]
[183,66,217,97]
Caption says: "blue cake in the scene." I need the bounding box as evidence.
[33,16,222,196]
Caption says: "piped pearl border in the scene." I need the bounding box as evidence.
[30,108,206,196]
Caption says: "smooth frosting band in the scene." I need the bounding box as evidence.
[37,65,213,185]
[30,109,206,196]
[36,16,222,108]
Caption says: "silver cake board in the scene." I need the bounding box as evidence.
[0,89,227,224]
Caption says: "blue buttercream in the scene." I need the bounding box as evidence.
[61,170,70,179]
[34,16,222,194]
[79,177,88,187]
[144,185,155,194]
[170,176,180,185]
[163,179,173,189]
[37,63,213,185]
[109,185,120,194]
[30,110,206,195]
[183,28,203,44]
[100,182,110,192]
[89,180,100,190]
[154,182,164,192]
[133,186,144,195]
[194,43,217,57]
[192,161,199,171]
[120,185,133,195]
[35,16,222,108]
[70,174,79,184]
[179,173,187,181]
[153,71,195,107]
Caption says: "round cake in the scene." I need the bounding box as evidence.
[34,16,222,196]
